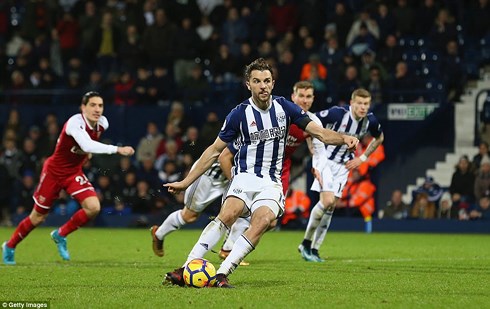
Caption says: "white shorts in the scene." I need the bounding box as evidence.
[224,173,285,218]
[311,160,349,198]
[184,174,229,213]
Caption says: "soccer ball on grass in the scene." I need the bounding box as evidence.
[183,258,217,288]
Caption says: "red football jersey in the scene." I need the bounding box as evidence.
[45,114,113,176]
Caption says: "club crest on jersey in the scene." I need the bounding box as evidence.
[276,112,286,123]
[70,146,87,155]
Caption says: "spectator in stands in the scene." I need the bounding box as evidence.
[131,179,154,215]
[479,95,490,146]
[13,170,36,215]
[359,49,388,84]
[441,40,465,102]
[380,189,409,219]
[199,111,222,147]
[113,71,136,106]
[389,61,420,103]
[19,137,41,176]
[392,0,415,37]
[52,190,79,217]
[415,0,439,37]
[267,0,298,36]
[473,141,490,169]
[95,175,117,210]
[319,35,344,83]
[118,167,137,202]
[221,7,249,57]
[449,155,476,211]
[181,126,205,164]
[338,169,377,228]
[94,11,121,81]
[173,17,202,86]
[180,63,211,104]
[438,191,457,219]
[300,54,327,83]
[378,34,403,74]
[346,10,379,50]
[281,189,310,230]
[142,8,177,67]
[136,121,163,164]
[133,66,152,104]
[154,139,184,172]
[428,8,457,53]
[410,192,436,219]
[466,0,490,40]
[412,176,444,207]
[348,23,378,57]
[364,66,386,109]
[119,24,145,76]
[78,0,100,64]
[148,65,174,103]
[330,2,352,48]
[473,155,490,201]
[167,101,192,136]
[0,156,11,225]
[38,120,60,158]
[56,12,80,66]
[212,44,240,84]
[469,190,490,220]
[1,137,22,183]
[136,156,161,188]
[276,49,301,96]
[337,65,361,105]
[374,3,396,43]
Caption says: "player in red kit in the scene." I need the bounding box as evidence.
[281,81,319,195]
[2,92,135,265]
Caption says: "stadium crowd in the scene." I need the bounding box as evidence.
[1,0,490,225]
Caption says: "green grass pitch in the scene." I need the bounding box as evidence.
[1,227,489,308]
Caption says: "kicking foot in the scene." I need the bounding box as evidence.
[163,267,185,287]
[150,225,164,257]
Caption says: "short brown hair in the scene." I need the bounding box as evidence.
[293,81,314,93]
[81,91,101,105]
[351,88,371,100]
[244,58,274,81]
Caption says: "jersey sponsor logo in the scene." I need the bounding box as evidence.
[249,126,286,142]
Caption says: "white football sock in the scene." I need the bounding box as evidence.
[303,202,326,241]
[217,234,254,276]
[184,218,228,266]
[155,210,186,240]
[222,217,250,251]
[312,210,333,250]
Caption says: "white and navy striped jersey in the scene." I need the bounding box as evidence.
[316,106,383,164]
[219,96,311,183]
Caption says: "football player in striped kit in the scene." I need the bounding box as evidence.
[298,88,384,262]
[163,58,358,288]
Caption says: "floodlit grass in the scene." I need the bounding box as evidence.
[1,227,489,308]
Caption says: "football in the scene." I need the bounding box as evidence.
[183,258,217,288]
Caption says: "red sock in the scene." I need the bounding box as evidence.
[58,209,90,237]
[7,217,35,248]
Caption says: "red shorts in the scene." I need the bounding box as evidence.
[33,166,96,214]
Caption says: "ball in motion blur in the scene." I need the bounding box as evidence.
[183,258,217,288]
